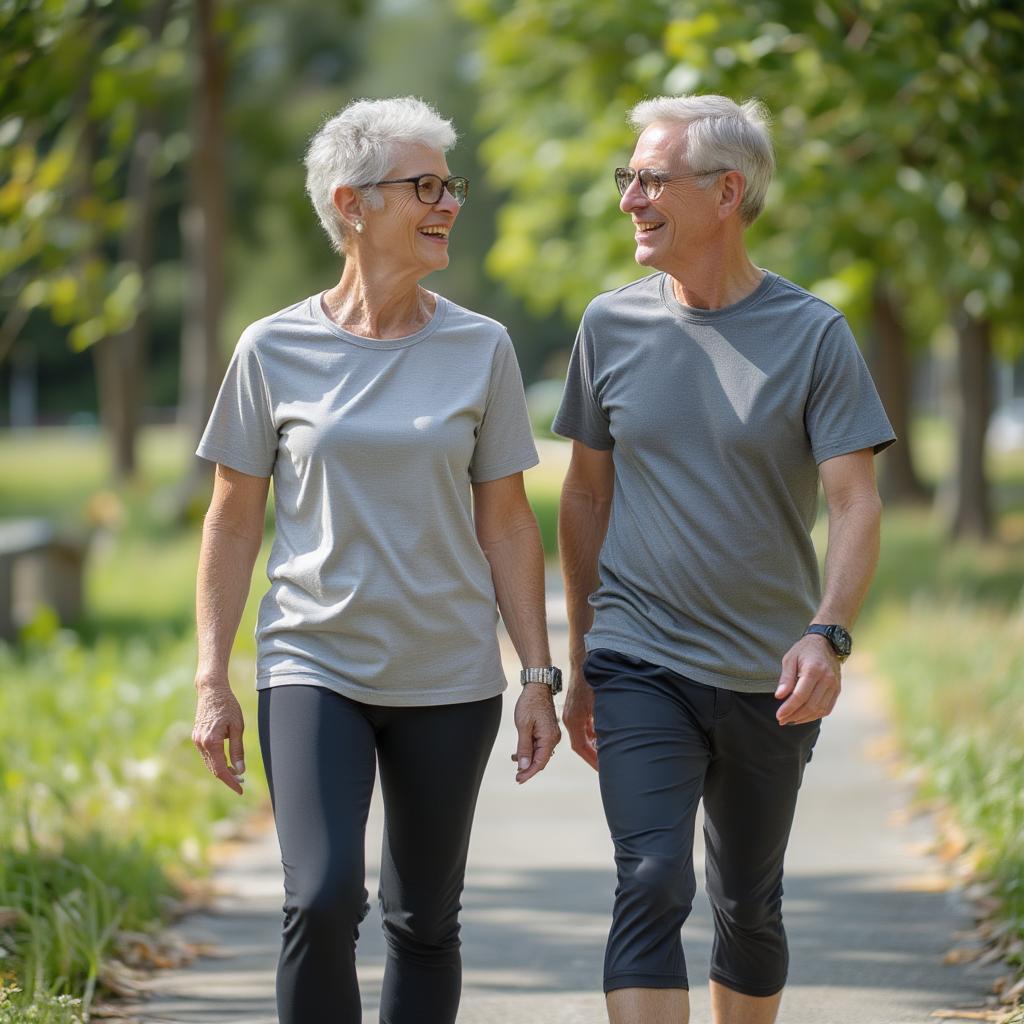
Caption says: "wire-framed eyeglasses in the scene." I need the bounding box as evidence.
[613,166,730,201]
[372,173,470,207]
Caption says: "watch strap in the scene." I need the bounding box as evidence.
[520,666,563,694]
[803,623,852,660]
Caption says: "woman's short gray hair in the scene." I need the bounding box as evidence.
[628,94,774,225]
[305,96,457,253]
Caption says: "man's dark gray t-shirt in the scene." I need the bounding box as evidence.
[552,271,895,693]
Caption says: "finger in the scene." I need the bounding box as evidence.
[517,741,556,784]
[228,726,245,778]
[200,736,244,794]
[776,679,813,724]
[216,764,244,794]
[775,656,798,699]
[515,719,535,773]
[516,715,560,774]
[567,722,599,771]
[779,676,832,724]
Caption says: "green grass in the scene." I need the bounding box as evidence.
[0,426,264,1015]
[860,422,1024,988]
[0,985,84,1023]
[0,426,189,526]
[858,509,1024,984]
[0,615,264,1012]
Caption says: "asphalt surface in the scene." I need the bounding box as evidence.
[121,585,1002,1023]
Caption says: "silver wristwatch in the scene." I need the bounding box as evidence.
[520,666,563,695]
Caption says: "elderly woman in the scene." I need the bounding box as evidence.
[191,97,561,1024]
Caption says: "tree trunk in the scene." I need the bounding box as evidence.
[948,308,994,540]
[175,0,227,518]
[75,81,131,480]
[104,0,173,480]
[867,281,930,505]
[105,126,160,481]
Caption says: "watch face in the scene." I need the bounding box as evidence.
[828,625,853,657]
[551,667,563,694]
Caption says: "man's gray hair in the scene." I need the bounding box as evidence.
[628,94,774,225]
[305,96,457,253]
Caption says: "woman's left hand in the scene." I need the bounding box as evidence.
[511,686,561,784]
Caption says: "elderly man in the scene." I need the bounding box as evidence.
[553,94,895,1024]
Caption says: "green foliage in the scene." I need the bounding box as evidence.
[866,600,1024,950]
[0,623,252,1010]
[0,0,189,352]
[0,425,262,1011]
[859,429,1024,975]
[0,836,174,1010]
[459,0,1024,346]
[0,985,84,1024]
[0,626,243,856]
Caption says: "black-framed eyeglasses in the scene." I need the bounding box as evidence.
[613,166,730,200]
[372,173,470,206]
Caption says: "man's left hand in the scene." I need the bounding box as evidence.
[511,685,561,784]
[775,634,841,726]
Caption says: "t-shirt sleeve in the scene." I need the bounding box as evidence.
[805,316,897,464]
[469,332,539,483]
[196,328,278,477]
[551,317,613,450]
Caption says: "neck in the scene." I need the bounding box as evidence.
[664,234,764,311]
[323,258,434,339]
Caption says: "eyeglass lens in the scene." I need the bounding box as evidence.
[614,168,663,200]
[418,175,469,206]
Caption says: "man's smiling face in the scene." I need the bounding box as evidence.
[618,122,723,274]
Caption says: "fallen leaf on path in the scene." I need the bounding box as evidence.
[898,873,953,893]
[930,1010,1004,1021]
[999,977,1024,1002]
[945,946,984,965]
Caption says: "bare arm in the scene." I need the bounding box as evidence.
[775,448,883,725]
[557,441,614,769]
[473,472,560,784]
[193,464,270,793]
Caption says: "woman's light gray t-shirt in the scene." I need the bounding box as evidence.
[552,271,896,693]
[197,292,538,706]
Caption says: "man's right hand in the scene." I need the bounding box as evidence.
[562,669,599,771]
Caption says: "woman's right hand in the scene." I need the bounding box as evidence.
[193,680,246,794]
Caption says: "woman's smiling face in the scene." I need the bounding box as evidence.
[361,143,462,278]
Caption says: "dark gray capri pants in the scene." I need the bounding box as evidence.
[584,648,820,998]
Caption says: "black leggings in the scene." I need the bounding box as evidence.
[258,684,502,1024]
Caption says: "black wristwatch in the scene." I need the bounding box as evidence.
[520,666,563,695]
[803,623,852,661]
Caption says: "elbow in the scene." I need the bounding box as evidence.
[830,492,883,545]
[202,509,265,547]
[475,507,540,554]
[862,491,884,526]
[831,486,882,522]
[559,486,611,530]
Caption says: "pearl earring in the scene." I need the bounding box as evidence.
[354,220,364,234]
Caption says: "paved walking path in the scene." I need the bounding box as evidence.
[122,586,1001,1022]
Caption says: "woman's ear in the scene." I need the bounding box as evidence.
[332,184,364,231]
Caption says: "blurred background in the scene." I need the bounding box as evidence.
[0,0,1021,1018]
